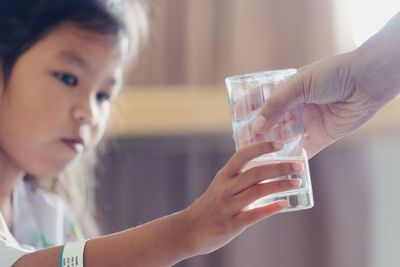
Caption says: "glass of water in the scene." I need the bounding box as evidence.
[225,69,314,212]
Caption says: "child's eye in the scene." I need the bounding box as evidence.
[54,72,78,86]
[96,92,110,102]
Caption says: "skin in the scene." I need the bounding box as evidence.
[250,11,400,158]
[0,22,304,266]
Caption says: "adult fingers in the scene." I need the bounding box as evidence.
[237,113,300,147]
[234,87,264,121]
[252,72,307,134]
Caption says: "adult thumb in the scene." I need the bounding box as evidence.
[251,73,306,133]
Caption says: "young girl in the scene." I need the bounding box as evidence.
[0,0,304,266]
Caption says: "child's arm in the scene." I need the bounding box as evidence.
[13,141,302,267]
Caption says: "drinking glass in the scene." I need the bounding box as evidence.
[225,69,314,212]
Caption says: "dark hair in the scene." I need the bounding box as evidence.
[0,0,130,84]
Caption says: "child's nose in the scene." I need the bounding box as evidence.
[71,99,98,126]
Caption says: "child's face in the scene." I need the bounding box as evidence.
[0,22,126,178]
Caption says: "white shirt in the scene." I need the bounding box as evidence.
[0,180,83,266]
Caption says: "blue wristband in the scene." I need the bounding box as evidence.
[60,246,65,267]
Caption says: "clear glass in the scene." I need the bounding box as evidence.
[225,69,314,212]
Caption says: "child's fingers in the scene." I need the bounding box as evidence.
[220,141,283,176]
[232,179,301,210]
[234,162,304,194]
[234,200,288,228]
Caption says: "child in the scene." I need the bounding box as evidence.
[0,0,303,266]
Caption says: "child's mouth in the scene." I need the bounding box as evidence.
[61,138,84,153]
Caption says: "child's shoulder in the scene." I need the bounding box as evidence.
[0,190,35,266]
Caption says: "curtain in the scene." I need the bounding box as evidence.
[126,0,354,86]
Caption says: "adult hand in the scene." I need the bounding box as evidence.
[251,12,400,157]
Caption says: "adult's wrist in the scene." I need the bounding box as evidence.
[352,12,400,105]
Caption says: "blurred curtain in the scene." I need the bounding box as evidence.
[127,0,354,86]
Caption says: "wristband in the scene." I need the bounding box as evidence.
[60,240,87,267]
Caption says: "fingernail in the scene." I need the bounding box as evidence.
[290,179,302,187]
[252,115,266,133]
[278,200,289,209]
[272,142,283,150]
[292,162,304,172]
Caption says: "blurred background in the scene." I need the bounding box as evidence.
[94,1,400,266]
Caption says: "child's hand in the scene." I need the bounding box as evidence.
[182,141,303,255]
